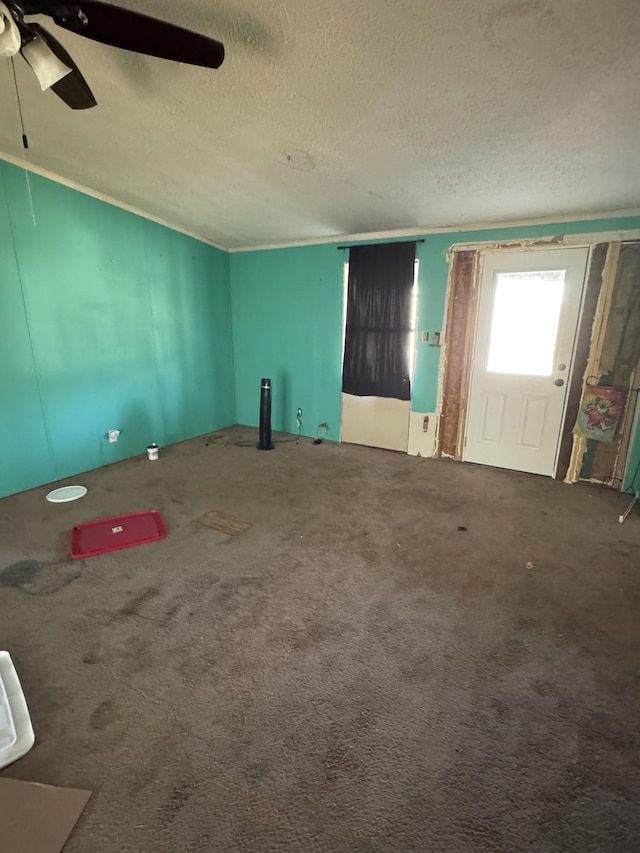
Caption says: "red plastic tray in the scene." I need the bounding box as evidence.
[70,510,167,559]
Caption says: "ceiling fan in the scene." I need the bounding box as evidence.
[0,1,225,110]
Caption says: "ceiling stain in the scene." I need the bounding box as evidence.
[282,150,316,172]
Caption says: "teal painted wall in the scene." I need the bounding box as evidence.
[230,245,344,440]
[230,216,640,466]
[0,161,234,499]
[623,405,640,493]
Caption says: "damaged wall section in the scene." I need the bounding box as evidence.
[573,242,640,487]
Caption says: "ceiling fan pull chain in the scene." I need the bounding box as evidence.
[8,54,36,224]
[9,56,28,148]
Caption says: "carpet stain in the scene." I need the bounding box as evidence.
[0,558,80,595]
[90,698,117,731]
[159,603,181,626]
[118,586,161,619]
[85,586,163,625]
[159,782,192,828]
[0,559,48,588]
[275,618,350,652]
[243,760,271,785]
[323,739,359,780]
[400,654,434,680]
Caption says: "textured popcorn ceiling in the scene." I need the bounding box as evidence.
[0,0,639,249]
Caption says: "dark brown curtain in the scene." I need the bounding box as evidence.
[342,241,416,401]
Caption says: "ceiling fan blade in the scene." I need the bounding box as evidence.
[46,1,225,69]
[28,23,97,109]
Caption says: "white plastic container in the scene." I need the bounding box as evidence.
[0,651,35,770]
[147,444,159,461]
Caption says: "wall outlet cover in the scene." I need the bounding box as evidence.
[108,429,120,443]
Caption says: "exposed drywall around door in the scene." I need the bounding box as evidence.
[0,160,234,499]
[437,249,478,459]
[230,216,640,459]
[577,242,640,487]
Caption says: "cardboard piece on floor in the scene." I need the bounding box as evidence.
[0,778,91,853]
[198,510,251,535]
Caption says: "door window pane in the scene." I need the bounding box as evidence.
[487,270,565,375]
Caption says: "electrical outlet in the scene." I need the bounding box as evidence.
[108,429,120,443]
[422,416,429,432]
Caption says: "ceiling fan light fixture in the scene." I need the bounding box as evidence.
[0,0,20,57]
[21,33,72,89]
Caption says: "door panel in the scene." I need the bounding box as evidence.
[464,247,589,476]
[519,396,547,450]
[481,393,505,443]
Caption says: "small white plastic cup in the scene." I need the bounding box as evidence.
[147,444,159,461]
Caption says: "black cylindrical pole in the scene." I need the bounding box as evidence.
[257,378,274,450]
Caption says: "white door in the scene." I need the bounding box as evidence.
[464,247,589,476]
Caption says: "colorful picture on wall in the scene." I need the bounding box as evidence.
[573,385,627,443]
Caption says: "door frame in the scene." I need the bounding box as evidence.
[436,240,596,476]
